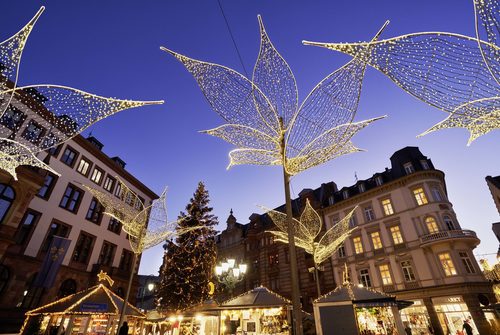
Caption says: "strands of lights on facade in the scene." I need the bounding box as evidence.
[303,0,499,145]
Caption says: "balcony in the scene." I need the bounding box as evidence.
[419,229,479,247]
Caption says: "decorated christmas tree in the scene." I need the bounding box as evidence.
[156,182,218,312]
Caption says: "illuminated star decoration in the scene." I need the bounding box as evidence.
[265,199,356,266]
[0,7,163,180]
[162,16,385,176]
[97,270,115,287]
[84,179,200,254]
[303,0,500,145]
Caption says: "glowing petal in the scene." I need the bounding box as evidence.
[474,0,500,85]
[161,47,279,137]
[228,148,281,169]
[0,7,44,116]
[203,124,279,151]
[0,138,59,180]
[0,85,163,154]
[298,199,322,243]
[253,16,298,129]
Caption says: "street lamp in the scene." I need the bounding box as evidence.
[141,280,155,311]
[215,259,247,296]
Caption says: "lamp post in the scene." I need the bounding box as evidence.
[215,259,247,296]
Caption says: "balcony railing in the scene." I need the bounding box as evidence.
[420,229,478,246]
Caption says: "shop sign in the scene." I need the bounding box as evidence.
[431,296,463,304]
[80,303,108,312]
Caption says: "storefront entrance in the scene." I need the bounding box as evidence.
[432,296,478,335]
[399,300,432,335]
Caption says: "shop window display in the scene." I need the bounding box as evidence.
[399,300,432,335]
[356,307,399,335]
[432,297,478,335]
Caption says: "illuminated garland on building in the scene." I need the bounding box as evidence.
[265,199,356,266]
[303,0,499,145]
[162,16,385,176]
[0,7,163,179]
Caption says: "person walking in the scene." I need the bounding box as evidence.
[462,319,473,335]
[119,322,129,335]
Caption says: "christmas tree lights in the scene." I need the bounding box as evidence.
[303,0,499,145]
[265,199,356,295]
[0,7,163,179]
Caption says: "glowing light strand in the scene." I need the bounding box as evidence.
[162,16,385,176]
[303,0,500,145]
[264,199,357,266]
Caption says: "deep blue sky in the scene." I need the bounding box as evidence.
[4,1,499,275]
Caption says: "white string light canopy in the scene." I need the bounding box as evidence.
[303,0,499,145]
[0,7,163,179]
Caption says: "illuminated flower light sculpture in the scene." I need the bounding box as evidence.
[265,199,356,296]
[303,0,500,145]
[0,7,163,180]
[162,16,385,334]
[84,179,201,333]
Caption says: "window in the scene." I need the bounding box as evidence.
[328,195,334,206]
[135,196,145,210]
[375,176,383,186]
[268,252,279,266]
[270,277,280,291]
[76,158,92,176]
[103,176,116,193]
[443,215,455,231]
[37,173,58,199]
[45,143,62,157]
[61,147,78,167]
[343,190,349,199]
[371,232,383,250]
[86,198,104,224]
[0,265,8,294]
[390,226,404,244]
[338,243,346,258]
[439,252,457,276]
[413,187,428,206]
[21,120,45,144]
[108,218,122,235]
[401,261,416,282]
[98,241,116,266]
[90,167,104,184]
[40,132,59,152]
[403,162,415,175]
[364,205,376,222]
[381,198,394,216]
[349,213,358,228]
[72,232,95,264]
[431,186,443,201]
[425,217,439,234]
[58,279,77,298]
[420,160,430,170]
[330,214,340,226]
[359,183,366,193]
[18,273,43,309]
[379,264,393,285]
[114,182,122,198]
[119,249,134,271]
[359,269,371,287]
[0,105,25,130]
[353,237,363,254]
[459,252,476,274]
[0,184,15,224]
[41,221,70,252]
[59,184,83,213]
[16,209,40,245]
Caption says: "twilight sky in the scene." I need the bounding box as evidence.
[3,0,499,275]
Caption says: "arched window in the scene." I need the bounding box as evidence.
[443,215,455,231]
[0,184,15,223]
[0,265,9,294]
[19,272,43,308]
[425,217,439,234]
[58,279,77,298]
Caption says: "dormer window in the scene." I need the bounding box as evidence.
[358,183,365,193]
[403,162,415,175]
[420,160,430,170]
[343,190,349,199]
[375,176,383,186]
[328,195,334,206]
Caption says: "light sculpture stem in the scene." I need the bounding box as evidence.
[282,159,303,335]
[314,263,321,298]
[116,252,138,335]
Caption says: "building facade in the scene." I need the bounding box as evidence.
[216,147,496,334]
[0,91,157,331]
[486,175,500,215]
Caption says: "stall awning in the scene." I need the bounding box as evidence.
[26,284,145,317]
[315,283,395,304]
[219,286,291,309]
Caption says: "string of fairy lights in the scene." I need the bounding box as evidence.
[264,200,357,269]
[162,15,385,176]
[303,0,499,145]
[0,7,163,180]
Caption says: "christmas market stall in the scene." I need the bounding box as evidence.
[313,282,412,335]
[218,286,291,335]
[20,273,145,335]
